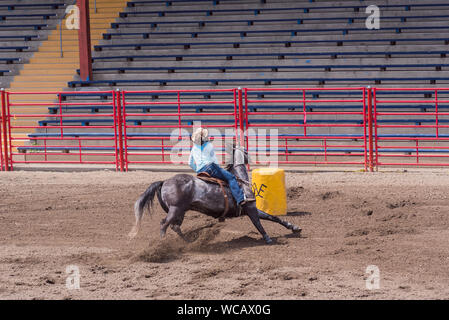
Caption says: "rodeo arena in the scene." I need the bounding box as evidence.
[0,0,449,304]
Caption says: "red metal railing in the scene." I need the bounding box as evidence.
[5,90,120,170]
[0,100,3,171]
[373,88,449,168]
[121,88,239,170]
[2,87,449,171]
[243,87,369,169]
[1,89,8,171]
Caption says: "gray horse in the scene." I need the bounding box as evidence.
[128,146,301,244]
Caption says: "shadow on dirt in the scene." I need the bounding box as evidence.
[207,233,301,253]
[287,211,312,217]
[133,222,301,263]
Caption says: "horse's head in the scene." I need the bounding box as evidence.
[233,145,249,166]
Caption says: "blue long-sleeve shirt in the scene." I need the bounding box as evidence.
[188,142,219,172]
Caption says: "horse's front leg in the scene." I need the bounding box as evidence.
[257,209,302,234]
[243,203,273,244]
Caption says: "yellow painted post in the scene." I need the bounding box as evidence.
[251,168,287,216]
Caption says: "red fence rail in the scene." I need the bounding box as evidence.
[0,96,3,171]
[5,90,120,170]
[121,88,239,170]
[244,87,369,168]
[1,88,449,172]
[373,88,449,168]
[1,89,8,171]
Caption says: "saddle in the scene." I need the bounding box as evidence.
[197,172,230,221]
[197,172,256,221]
[197,172,228,186]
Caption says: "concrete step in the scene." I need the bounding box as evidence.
[10,82,75,89]
[110,19,449,33]
[91,43,449,57]
[13,74,75,81]
[8,94,63,102]
[95,37,449,50]
[58,81,449,93]
[115,8,449,23]
[121,1,448,17]
[100,29,447,42]
[20,68,77,75]
[85,70,449,81]
[98,31,449,44]
[24,62,79,69]
[91,57,449,69]
[47,34,103,41]
[32,51,80,58]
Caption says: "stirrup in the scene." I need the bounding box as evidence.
[238,194,248,207]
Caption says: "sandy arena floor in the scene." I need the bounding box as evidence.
[0,169,448,300]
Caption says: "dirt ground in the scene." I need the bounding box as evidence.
[0,168,449,300]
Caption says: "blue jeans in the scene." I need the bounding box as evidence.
[199,163,245,204]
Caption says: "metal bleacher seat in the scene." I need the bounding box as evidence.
[100,25,449,41]
[0,13,57,20]
[126,0,244,6]
[91,50,449,63]
[0,35,39,41]
[0,23,48,30]
[68,76,449,88]
[97,37,449,50]
[80,63,449,75]
[109,13,449,29]
[119,3,449,18]
[0,46,29,52]
[0,2,65,10]
[0,57,20,63]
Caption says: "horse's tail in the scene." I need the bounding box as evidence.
[128,181,164,239]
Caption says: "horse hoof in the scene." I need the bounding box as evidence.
[263,235,273,245]
[292,226,302,234]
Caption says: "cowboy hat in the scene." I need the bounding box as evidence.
[191,127,209,145]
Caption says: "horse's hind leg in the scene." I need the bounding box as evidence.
[160,206,184,238]
[170,225,192,242]
[257,209,302,234]
[169,214,191,242]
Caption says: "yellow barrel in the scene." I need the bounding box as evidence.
[251,168,287,216]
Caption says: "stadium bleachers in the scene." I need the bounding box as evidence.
[0,0,72,89]
[5,0,449,167]
[61,0,449,90]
